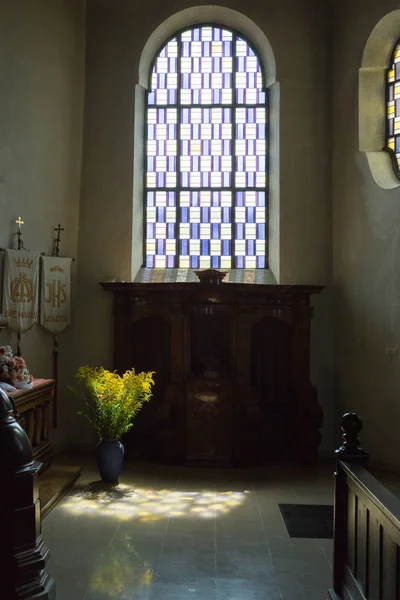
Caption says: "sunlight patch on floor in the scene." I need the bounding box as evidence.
[61,483,249,520]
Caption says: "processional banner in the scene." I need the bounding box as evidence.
[40,256,72,334]
[2,249,40,331]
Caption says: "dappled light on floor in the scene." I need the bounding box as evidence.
[89,533,153,599]
[61,482,249,520]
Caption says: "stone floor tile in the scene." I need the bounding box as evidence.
[277,577,328,600]
[47,535,110,570]
[156,550,216,581]
[84,579,152,600]
[51,577,88,600]
[216,545,274,579]
[149,579,217,600]
[216,576,282,600]
[216,518,266,544]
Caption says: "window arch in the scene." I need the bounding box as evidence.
[144,25,268,270]
[358,9,400,189]
[386,38,400,178]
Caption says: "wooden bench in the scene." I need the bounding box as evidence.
[329,413,400,599]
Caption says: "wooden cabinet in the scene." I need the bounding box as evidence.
[10,379,54,472]
[101,276,323,466]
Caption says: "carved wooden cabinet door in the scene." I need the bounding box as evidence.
[185,305,234,465]
[186,379,233,465]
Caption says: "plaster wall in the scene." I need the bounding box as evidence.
[77,0,334,453]
[332,0,400,469]
[0,0,86,448]
[0,0,335,455]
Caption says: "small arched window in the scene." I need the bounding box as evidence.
[144,25,267,269]
[386,39,400,178]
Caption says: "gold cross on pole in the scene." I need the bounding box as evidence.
[15,216,25,250]
[16,216,24,232]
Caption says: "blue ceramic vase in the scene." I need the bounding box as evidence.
[96,439,125,483]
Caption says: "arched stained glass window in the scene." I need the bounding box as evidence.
[386,39,400,177]
[144,25,267,269]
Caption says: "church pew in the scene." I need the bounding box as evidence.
[329,414,400,600]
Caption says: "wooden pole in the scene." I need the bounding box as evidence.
[16,330,21,357]
[52,334,58,428]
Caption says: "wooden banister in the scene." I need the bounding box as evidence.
[342,463,400,543]
[330,413,400,600]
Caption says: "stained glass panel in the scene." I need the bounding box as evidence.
[234,192,266,268]
[146,108,177,188]
[148,38,178,106]
[236,37,266,105]
[235,107,266,188]
[386,40,400,176]
[180,108,232,188]
[145,25,268,268]
[179,191,232,269]
[146,191,177,268]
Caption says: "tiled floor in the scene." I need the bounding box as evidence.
[43,457,335,600]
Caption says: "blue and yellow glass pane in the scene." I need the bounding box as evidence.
[145,26,267,269]
[180,27,233,105]
[146,108,177,188]
[387,42,400,172]
[236,37,266,105]
[148,39,178,106]
[180,108,232,188]
[146,192,177,268]
[179,191,232,269]
[235,107,266,188]
[235,192,266,269]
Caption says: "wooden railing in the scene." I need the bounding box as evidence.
[10,378,55,472]
[329,413,400,600]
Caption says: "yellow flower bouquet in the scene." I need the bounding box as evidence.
[74,366,155,441]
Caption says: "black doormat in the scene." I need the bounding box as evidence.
[278,503,333,539]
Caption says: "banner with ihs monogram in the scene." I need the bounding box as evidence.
[40,256,71,334]
[2,249,40,331]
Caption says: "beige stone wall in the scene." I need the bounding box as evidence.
[77,0,334,453]
[332,0,400,469]
[0,0,86,447]
[0,0,336,453]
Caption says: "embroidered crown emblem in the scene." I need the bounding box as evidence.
[50,266,64,273]
[10,273,34,303]
[15,257,33,269]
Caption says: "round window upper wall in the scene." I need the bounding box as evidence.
[359,10,400,189]
[138,6,276,89]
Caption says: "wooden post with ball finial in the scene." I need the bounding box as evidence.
[332,413,369,597]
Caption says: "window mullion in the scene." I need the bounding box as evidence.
[176,33,182,267]
[143,92,149,267]
[231,35,237,269]
[265,88,269,265]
